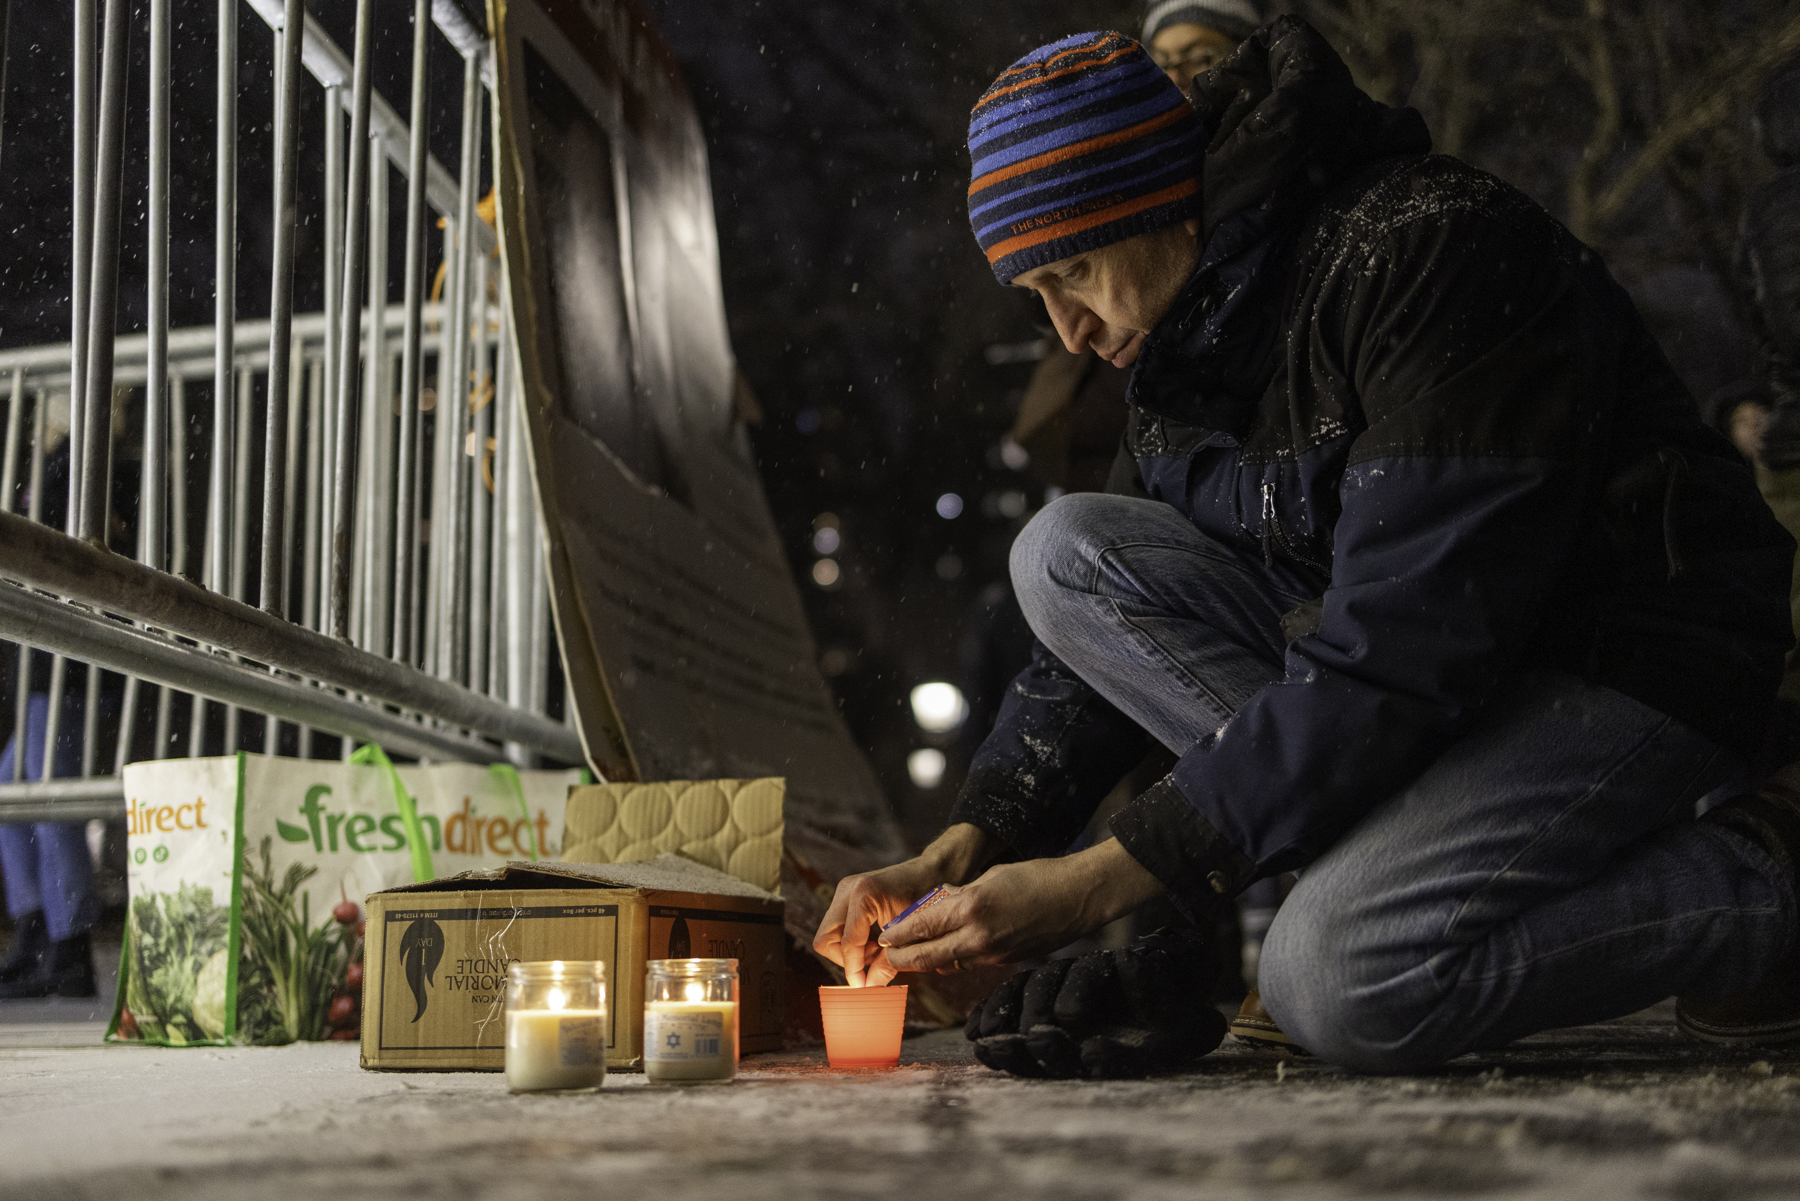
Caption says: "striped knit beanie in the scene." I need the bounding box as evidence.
[967,31,1205,284]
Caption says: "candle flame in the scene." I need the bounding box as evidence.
[684,982,704,1004]
[547,987,567,1011]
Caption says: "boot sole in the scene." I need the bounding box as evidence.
[1675,1008,1800,1046]
[1229,1017,1310,1054]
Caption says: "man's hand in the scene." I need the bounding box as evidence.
[813,823,1001,987]
[879,838,1163,974]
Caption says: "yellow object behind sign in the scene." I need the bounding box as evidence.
[561,778,784,893]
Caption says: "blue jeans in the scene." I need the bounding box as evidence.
[1012,494,1796,1072]
[0,691,96,942]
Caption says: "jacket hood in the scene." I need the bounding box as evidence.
[1191,15,1431,237]
[1125,16,1430,427]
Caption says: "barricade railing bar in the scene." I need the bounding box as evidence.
[0,0,578,824]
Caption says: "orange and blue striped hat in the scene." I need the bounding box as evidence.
[968,31,1204,284]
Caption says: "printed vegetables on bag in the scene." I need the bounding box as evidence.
[124,883,229,1045]
[236,837,362,1044]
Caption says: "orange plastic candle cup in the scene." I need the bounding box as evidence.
[819,984,909,1068]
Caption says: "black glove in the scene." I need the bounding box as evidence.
[964,927,1228,1079]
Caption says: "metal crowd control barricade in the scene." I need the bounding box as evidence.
[0,0,580,825]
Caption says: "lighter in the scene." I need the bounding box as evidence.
[880,884,949,935]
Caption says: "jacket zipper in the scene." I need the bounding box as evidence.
[1262,481,1328,572]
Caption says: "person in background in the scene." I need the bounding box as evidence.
[0,441,101,1000]
[0,681,98,999]
[1739,60,1800,708]
[1142,0,1264,92]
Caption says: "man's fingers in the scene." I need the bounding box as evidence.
[814,877,859,963]
[837,888,884,985]
[841,922,873,987]
[883,925,992,974]
[864,950,899,988]
[877,885,965,949]
[812,920,845,965]
[882,888,1001,973]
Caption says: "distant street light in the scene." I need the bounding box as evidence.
[907,748,947,789]
[910,682,968,732]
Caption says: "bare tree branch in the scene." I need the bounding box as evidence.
[1590,7,1800,235]
[1568,0,1623,242]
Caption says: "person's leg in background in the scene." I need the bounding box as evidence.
[0,825,49,985]
[0,689,98,998]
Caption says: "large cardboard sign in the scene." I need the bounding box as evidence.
[487,0,905,932]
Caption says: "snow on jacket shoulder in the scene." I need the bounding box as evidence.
[952,17,1793,913]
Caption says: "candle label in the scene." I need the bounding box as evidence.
[558,1016,604,1067]
[644,1011,726,1062]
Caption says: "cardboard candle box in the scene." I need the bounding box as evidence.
[359,857,785,1071]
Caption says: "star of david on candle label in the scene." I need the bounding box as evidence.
[644,1011,725,1062]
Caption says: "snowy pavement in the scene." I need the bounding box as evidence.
[4,1000,1800,1200]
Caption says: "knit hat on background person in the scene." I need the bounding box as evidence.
[967,31,1206,284]
[1142,0,1265,45]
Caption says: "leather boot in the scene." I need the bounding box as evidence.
[0,929,97,999]
[1677,762,1800,1045]
[0,911,49,985]
[1228,989,1308,1052]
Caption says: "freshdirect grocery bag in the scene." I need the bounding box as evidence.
[107,749,583,1047]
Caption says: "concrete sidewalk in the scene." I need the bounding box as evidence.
[3,1004,1799,1201]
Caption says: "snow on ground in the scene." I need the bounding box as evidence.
[4,992,1800,1201]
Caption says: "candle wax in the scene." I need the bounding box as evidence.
[643,1000,737,1083]
[505,1008,607,1092]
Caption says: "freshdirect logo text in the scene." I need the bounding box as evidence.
[275,785,553,857]
[127,796,207,835]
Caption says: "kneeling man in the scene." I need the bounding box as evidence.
[815,19,1800,1076]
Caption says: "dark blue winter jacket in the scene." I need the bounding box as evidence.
[951,18,1795,919]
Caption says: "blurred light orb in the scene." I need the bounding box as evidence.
[910,682,968,733]
[997,490,1028,519]
[812,558,841,588]
[936,492,964,520]
[812,526,841,554]
[999,436,1030,471]
[907,748,947,790]
[934,552,963,580]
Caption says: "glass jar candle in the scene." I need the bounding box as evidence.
[643,958,738,1084]
[504,960,607,1093]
